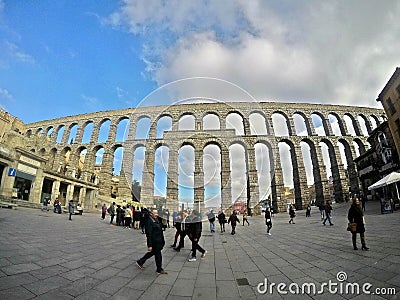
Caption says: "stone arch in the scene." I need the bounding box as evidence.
[81,121,94,144]
[250,109,271,135]
[254,140,273,201]
[229,141,248,205]
[353,138,366,155]
[203,113,220,130]
[292,112,310,136]
[272,111,291,136]
[153,143,170,197]
[97,119,111,143]
[328,112,346,136]
[135,116,152,139]
[56,125,65,144]
[249,112,268,135]
[226,111,245,135]
[357,114,370,136]
[311,112,328,136]
[178,113,195,131]
[344,113,361,136]
[156,115,172,139]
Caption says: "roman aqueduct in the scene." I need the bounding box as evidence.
[23,101,384,213]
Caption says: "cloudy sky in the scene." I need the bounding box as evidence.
[0,1,398,207]
[0,0,399,124]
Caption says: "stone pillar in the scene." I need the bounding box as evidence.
[246,146,259,212]
[270,144,286,212]
[51,180,61,202]
[267,117,275,136]
[31,168,44,204]
[352,118,362,136]
[127,118,137,141]
[243,118,251,136]
[148,122,157,140]
[307,117,317,135]
[166,148,179,212]
[292,145,308,209]
[194,148,205,215]
[98,150,113,197]
[81,151,95,182]
[314,146,331,205]
[288,117,296,136]
[141,145,155,208]
[90,120,100,144]
[220,148,232,211]
[0,164,17,198]
[333,145,348,202]
[220,116,226,131]
[74,122,85,144]
[108,123,117,143]
[61,125,72,144]
[338,115,349,136]
[323,117,333,136]
[66,184,74,201]
[347,146,360,195]
[79,187,86,206]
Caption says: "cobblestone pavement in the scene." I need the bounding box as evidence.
[0,200,399,300]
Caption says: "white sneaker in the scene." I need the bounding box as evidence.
[201,250,207,258]
[268,233,271,236]
[188,257,197,262]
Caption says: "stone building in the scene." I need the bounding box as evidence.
[377,67,400,157]
[354,120,400,199]
[0,101,384,215]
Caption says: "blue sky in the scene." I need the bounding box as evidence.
[0,1,399,207]
[1,1,399,124]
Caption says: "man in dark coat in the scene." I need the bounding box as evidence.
[187,210,206,262]
[228,211,240,235]
[136,209,167,274]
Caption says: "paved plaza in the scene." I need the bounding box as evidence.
[0,201,399,299]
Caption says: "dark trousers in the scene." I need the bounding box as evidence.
[243,219,249,225]
[190,235,205,258]
[176,231,186,249]
[69,213,72,220]
[138,248,163,272]
[172,229,181,246]
[219,222,225,232]
[267,224,272,233]
[352,232,366,248]
[231,225,236,234]
[125,217,132,227]
[101,212,106,219]
[110,214,115,224]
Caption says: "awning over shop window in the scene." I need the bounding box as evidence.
[16,170,35,181]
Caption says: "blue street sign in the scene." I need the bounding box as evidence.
[8,167,16,177]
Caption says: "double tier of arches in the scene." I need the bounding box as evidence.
[24,102,385,212]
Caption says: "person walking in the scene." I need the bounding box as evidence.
[187,210,206,262]
[306,203,311,217]
[68,200,74,220]
[361,194,366,211]
[173,211,188,252]
[348,197,369,250]
[217,210,226,233]
[288,205,296,224]
[228,211,240,235]
[108,202,116,225]
[323,200,334,226]
[101,204,107,220]
[242,211,250,226]
[136,209,168,274]
[171,212,183,248]
[207,210,216,233]
[265,207,272,235]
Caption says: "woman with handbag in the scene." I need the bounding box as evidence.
[348,197,369,250]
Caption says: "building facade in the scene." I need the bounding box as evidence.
[377,67,400,157]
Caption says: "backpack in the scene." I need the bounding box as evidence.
[107,206,112,214]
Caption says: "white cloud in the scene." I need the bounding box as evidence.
[4,41,35,64]
[109,0,400,108]
[0,87,13,102]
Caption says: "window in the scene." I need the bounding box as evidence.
[387,98,396,115]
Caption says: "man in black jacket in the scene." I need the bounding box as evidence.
[136,209,167,274]
[187,210,206,262]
